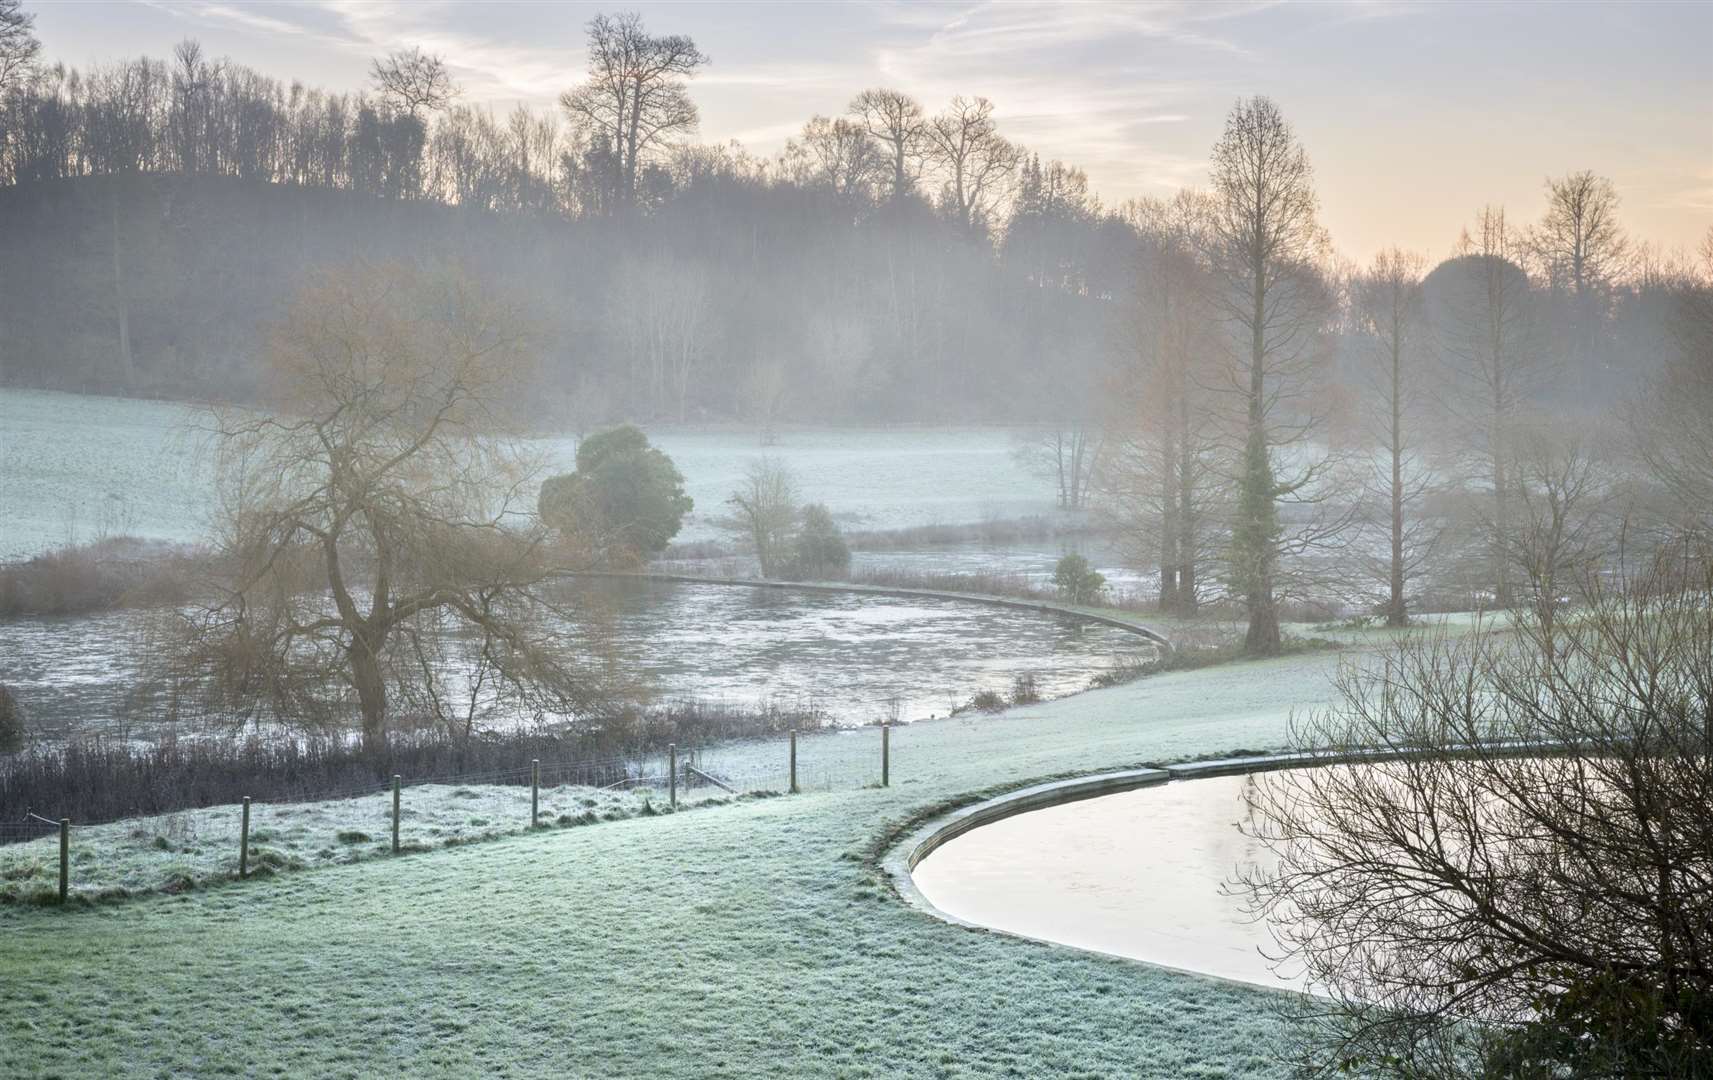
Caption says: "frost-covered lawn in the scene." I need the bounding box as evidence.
[0,782,747,903]
[0,636,1374,1079]
[1,388,1059,558]
[0,390,215,560]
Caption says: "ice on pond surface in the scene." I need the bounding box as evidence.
[910,773,1307,990]
[0,578,1158,739]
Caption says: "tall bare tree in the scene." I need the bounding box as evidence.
[1634,227,1713,523]
[1353,248,1435,626]
[785,114,882,204]
[924,96,1019,233]
[849,87,925,202]
[1103,190,1225,614]
[0,0,39,96]
[1430,207,1542,608]
[370,47,459,118]
[189,263,606,750]
[1208,96,1339,654]
[1532,170,1628,302]
[559,12,707,211]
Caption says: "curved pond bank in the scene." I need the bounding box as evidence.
[893,747,1563,991]
[906,772,1301,989]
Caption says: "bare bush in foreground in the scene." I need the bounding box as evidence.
[1241,532,1713,1078]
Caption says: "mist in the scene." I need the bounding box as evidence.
[2,4,1710,1077]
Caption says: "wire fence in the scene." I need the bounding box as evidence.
[0,724,894,906]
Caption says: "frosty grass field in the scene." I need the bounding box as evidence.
[0,625,1391,1079]
[3,387,1387,1077]
[0,388,1059,560]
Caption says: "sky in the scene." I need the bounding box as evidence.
[30,0,1713,262]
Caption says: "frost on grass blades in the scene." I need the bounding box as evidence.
[1,4,1711,1078]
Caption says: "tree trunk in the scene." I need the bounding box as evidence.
[109,183,134,390]
[1158,432,1179,612]
[1177,392,1198,616]
[1387,331,1407,628]
[1242,254,1281,655]
[1492,418,1513,609]
[350,637,388,753]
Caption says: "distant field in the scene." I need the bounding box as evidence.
[0,389,1061,560]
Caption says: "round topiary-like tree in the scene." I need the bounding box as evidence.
[539,425,693,566]
[1052,553,1105,605]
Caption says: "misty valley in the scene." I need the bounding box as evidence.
[1,3,1709,1079]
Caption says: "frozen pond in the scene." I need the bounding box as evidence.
[0,577,1157,740]
[911,773,1305,990]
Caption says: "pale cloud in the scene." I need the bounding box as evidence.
[37,0,1713,255]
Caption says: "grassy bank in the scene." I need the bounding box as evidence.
[0,634,1401,1078]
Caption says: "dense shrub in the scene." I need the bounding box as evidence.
[786,503,850,580]
[968,690,1007,713]
[0,537,199,616]
[1052,553,1106,605]
[538,426,692,564]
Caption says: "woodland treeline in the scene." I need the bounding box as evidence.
[1,13,1701,431]
[0,21,1128,421]
[2,9,1711,654]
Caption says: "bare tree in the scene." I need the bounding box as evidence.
[1531,170,1628,302]
[786,114,882,204]
[559,12,707,211]
[187,263,608,750]
[924,96,1020,233]
[849,87,926,202]
[1633,228,1713,523]
[1013,423,1101,512]
[1353,248,1437,626]
[168,38,219,175]
[370,47,459,118]
[1430,207,1543,608]
[1208,96,1340,654]
[722,458,799,578]
[1503,419,1612,637]
[1240,535,1713,1077]
[610,254,717,420]
[0,0,39,96]
[1102,190,1226,614]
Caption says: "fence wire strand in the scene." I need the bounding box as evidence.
[1,727,895,897]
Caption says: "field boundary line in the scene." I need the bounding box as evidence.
[567,571,1173,650]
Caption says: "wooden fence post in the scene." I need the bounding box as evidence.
[882,723,891,788]
[58,818,69,905]
[789,729,798,794]
[668,743,677,809]
[239,796,251,879]
[531,759,540,827]
[391,775,401,854]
